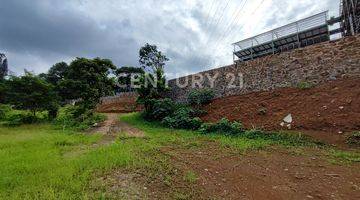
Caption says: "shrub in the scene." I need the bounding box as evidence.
[55,105,106,130]
[2,112,40,126]
[200,118,244,135]
[346,132,360,146]
[0,104,11,120]
[162,107,203,130]
[297,81,314,90]
[143,98,177,121]
[187,89,215,106]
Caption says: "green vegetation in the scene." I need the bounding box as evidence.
[297,81,314,90]
[162,107,203,130]
[5,73,59,118]
[183,171,198,183]
[200,118,244,135]
[329,150,360,164]
[137,44,169,104]
[54,105,106,131]
[0,104,49,126]
[187,88,215,106]
[0,113,357,199]
[346,131,360,146]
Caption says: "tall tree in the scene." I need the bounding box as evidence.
[139,43,169,73]
[45,62,69,86]
[61,57,116,109]
[137,44,169,103]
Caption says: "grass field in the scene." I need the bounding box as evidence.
[0,113,358,199]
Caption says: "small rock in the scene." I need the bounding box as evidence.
[284,168,289,171]
[283,114,293,123]
[306,195,314,199]
[280,122,285,127]
[287,124,292,129]
[339,106,344,110]
[144,187,147,190]
[204,169,209,172]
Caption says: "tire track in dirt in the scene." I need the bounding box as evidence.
[90,113,145,145]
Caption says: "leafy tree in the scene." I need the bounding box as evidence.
[115,66,144,92]
[139,43,169,73]
[4,73,58,116]
[44,62,69,86]
[60,57,116,109]
[137,44,169,104]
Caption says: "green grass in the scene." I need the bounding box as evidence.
[183,171,198,183]
[329,150,360,164]
[0,113,327,199]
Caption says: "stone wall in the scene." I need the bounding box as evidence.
[168,36,360,102]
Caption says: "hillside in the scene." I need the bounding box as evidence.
[202,78,360,134]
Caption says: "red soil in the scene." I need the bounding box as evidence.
[96,96,142,113]
[202,78,360,134]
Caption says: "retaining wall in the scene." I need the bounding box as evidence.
[168,36,360,102]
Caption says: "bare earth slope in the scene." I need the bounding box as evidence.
[202,78,360,134]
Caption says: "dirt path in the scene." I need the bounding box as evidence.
[161,144,360,200]
[90,113,145,144]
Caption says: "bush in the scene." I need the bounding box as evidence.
[143,98,177,121]
[200,118,244,135]
[187,89,215,106]
[0,104,12,120]
[55,105,106,130]
[162,107,203,130]
[2,112,41,126]
[346,132,360,146]
[297,81,314,90]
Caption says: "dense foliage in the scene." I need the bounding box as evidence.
[55,105,106,130]
[187,88,215,106]
[137,44,169,104]
[200,118,244,135]
[59,58,116,109]
[142,98,176,121]
[162,107,203,130]
[0,104,48,126]
[4,73,59,117]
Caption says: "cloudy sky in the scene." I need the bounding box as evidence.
[0,0,339,78]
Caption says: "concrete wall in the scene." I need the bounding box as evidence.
[168,36,360,102]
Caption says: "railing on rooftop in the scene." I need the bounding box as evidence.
[233,11,330,62]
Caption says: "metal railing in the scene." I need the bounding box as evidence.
[233,11,329,51]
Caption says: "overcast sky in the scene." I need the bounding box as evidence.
[0,0,339,78]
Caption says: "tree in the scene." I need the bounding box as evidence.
[139,43,169,73]
[137,44,169,104]
[61,57,116,109]
[44,62,69,86]
[39,62,70,102]
[115,66,144,92]
[5,73,58,116]
[0,53,8,80]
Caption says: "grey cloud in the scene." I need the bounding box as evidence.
[0,0,339,76]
